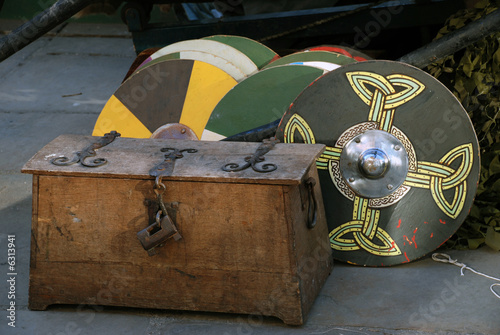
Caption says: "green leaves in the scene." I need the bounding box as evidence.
[427,0,500,250]
[485,227,500,251]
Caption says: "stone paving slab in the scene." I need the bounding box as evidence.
[0,36,53,78]
[0,112,98,172]
[0,53,134,114]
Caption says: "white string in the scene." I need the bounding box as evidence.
[432,253,500,299]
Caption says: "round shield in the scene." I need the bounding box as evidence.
[275,60,480,266]
[92,59,237,139]
[137,51,248,82]
[304,45,372,62]
[201,64,327,141]
[262,51,356,70]
[202,35,280,69]
[138,39,259,78]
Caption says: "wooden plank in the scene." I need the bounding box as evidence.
[29,175,39,269]
[21,135,325,185]
[28,263,304,324]
[283,167,333,318]
[35,175,293,272]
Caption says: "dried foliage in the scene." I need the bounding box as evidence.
[427,0,500,250]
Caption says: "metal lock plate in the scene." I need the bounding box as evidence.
[138,147,196,256]
[137,212,181,256]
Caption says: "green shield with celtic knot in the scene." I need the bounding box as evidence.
[276,60,480,266]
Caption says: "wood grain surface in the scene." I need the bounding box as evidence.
[24,136,332,324]
[22,135,325,185]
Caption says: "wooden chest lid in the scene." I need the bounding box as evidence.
[21,135,325,185]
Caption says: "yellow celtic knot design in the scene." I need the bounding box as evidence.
[283,114,340,170]
[283,114,316,144]
[328,197,401,255]
[404,143,473,219]
[346,71,425,131]
[283,70,475,257]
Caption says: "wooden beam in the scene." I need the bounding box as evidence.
[0,0,95,62]
[398,8,500,68]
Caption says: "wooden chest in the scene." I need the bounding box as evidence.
[21,134,333,325]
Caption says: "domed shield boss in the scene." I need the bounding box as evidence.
[276,60,480,266]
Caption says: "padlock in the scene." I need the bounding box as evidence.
[137,211,182,255]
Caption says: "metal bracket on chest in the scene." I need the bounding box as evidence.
[222,137,279,173]
[138,147,197,256]
[51,131,121,167]
[149,147,198,177]
[300,177,319,229]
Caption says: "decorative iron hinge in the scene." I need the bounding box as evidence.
[222,137,279,173]
[51,131,120,167]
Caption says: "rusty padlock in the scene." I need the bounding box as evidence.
[137,211,182,256]
[140,146,195,256]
